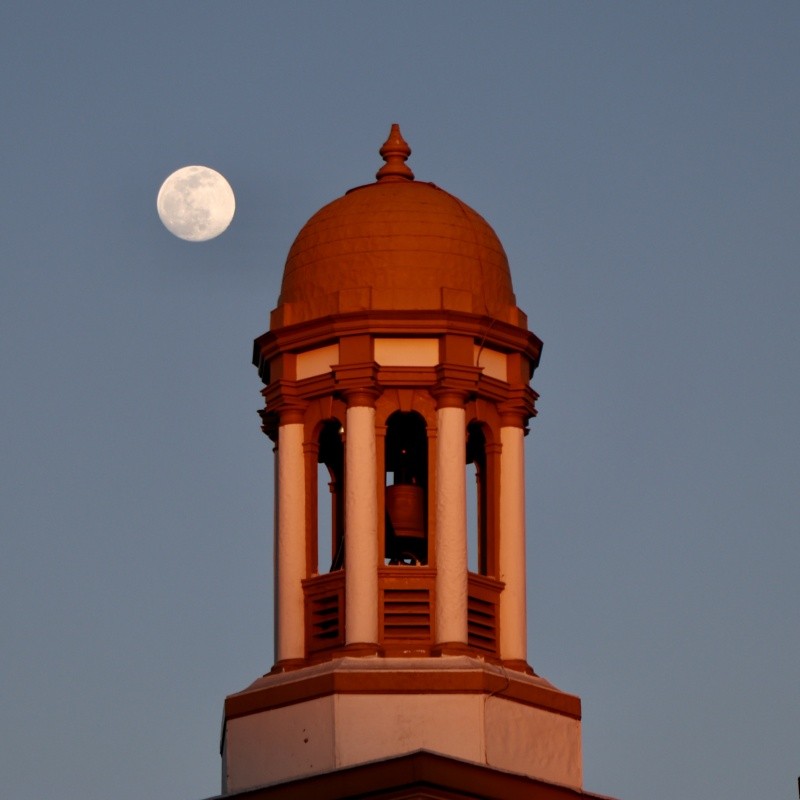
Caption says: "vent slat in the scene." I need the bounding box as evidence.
[385,614,429,626]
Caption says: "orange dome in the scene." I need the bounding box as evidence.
[274,126,519,327]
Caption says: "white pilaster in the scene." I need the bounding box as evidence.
[344,403,379,645]
[435,405,468,645]
[499,424,527,661]
[276,422,306,663]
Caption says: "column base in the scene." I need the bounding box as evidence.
[343,642,384,657]
[269,658,308,674]
[502,658,536,676]
[431,641,474,657]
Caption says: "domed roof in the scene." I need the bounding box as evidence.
[274,125,520,327]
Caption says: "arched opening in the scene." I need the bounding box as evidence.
[466,422,488,575]
[384,411,428,565]
[317,419,344,572]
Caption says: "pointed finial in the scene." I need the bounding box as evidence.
[376,123,414,182]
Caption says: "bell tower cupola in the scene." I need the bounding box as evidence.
[254,123,540,670]
[219,126,607,800]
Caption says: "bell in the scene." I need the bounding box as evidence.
[386,483,425,538]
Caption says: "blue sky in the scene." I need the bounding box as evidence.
[1,3,798,799]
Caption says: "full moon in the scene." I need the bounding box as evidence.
[157,165,235,241]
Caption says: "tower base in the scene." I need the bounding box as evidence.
[221,657,585,795]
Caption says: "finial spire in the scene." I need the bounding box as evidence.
[376,123,414,182]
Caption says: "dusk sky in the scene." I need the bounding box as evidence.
[2,3,798,799]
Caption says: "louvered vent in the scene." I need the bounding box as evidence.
[382,587,431,640]
[304,574,345,656]
[467,591,497,654]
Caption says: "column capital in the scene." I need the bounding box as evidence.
[434,363,481,402]
[497,407,528,429]
[341,386,381,409]
[431,387,469,410]
[262,380,310,424]
[258,401,308,439]
[278,404,308,425]
[497,386,538,428]
[334,362,382,408]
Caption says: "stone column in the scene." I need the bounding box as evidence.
[498,414,528,665]
[434,392,468,649]
[343,390,380,649]
[275,409,307,666]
